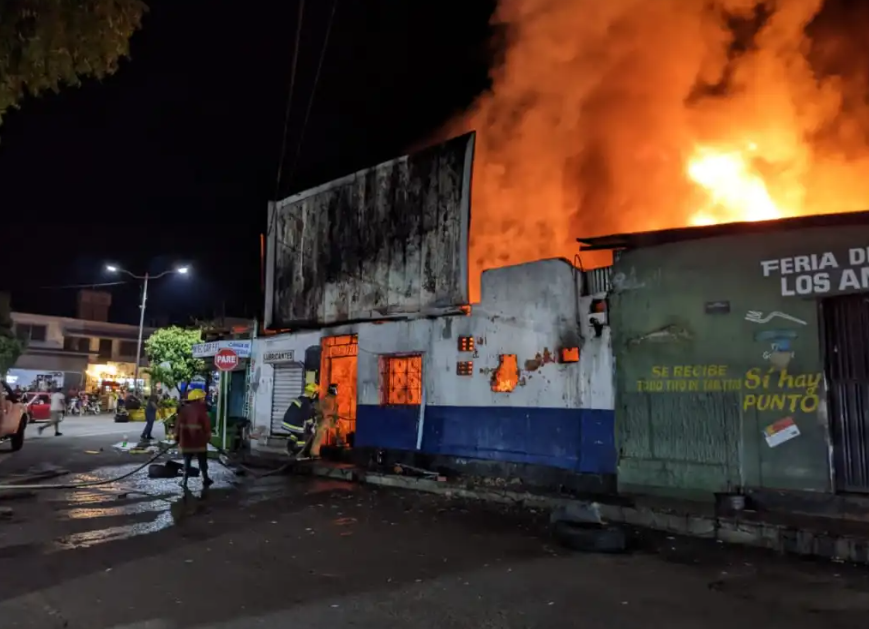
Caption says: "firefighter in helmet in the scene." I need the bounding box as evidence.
[311,384,339,455]
[282,382,319,457]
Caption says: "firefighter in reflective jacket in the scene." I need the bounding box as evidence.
[311,384,339,456]
[282,382,319,456]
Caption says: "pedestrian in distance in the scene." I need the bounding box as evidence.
[141,394,159,442]
[39,387,65,436]
[174,389,213,489]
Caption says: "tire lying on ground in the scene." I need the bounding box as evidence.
[552,521,627,553]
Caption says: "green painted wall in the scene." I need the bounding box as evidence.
[611,223,869,499]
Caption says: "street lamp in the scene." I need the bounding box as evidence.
[105,264,191,393]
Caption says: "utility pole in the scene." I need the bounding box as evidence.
[106,265,190,394]
[133,272,149,394]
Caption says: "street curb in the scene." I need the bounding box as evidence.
[248,452,869,566]
[356,472,869,565]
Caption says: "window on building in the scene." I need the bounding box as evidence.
[98,338,113,358]
[15,324,47,342]
[492,354,519,392]
[379,354,423,405]
[118,341,138,358]
[63,337,90,352]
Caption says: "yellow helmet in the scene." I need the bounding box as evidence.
[304,382,319,395]
[187,389,206,401]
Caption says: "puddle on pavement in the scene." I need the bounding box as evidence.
[1,459,287,553]
[0,458,360,555]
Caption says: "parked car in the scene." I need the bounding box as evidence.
[1,383,27,451]
[23,392,52,423]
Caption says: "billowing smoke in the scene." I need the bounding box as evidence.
[445,0,869,300]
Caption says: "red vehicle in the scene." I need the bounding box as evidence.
[23,392,52,423]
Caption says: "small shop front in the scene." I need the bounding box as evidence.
[603,212,869,500]
[191,339,253,452]
[86,362,148,401]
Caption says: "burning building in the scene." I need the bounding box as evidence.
[250,133,616,488]
[250,0,869,498]
[443,0,869,299]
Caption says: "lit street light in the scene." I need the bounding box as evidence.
[106,264,191,393]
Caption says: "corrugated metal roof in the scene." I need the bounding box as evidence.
[577,210,869,251]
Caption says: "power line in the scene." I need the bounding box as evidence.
[287,0,338,190]
[268,0,339,240]
[37,281,128,290]
[273,0,306,203]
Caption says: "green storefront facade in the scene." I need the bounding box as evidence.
[592,212,869,500]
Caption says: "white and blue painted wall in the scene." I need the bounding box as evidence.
[250,258,615,475]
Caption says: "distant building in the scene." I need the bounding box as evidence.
[6,290,155,392]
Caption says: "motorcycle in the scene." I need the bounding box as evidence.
[85,399,101,415]
[67,397,82,416]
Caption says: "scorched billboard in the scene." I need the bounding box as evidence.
[264,132,475,328]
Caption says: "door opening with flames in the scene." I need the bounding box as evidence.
[320,335,358,446]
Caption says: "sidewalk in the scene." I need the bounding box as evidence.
[250,453,869,566]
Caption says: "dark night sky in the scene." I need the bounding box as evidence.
[0,0,496,325]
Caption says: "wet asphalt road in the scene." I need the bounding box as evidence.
[1,417,869,628]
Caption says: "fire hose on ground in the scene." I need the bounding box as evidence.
[0,444,177,491]
[0,414,343,491]
[0,445,305,491]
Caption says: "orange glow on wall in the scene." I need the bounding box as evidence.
[560,347,580,363]
[262,328,291,336]
[320,335,358,445]
[380,355,423,405]
[491,354,519,392]
[259,233,265,292]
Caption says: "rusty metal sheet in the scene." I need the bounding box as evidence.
[265,133,474,328]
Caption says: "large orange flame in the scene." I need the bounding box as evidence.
[443,0,869,301]
[687,144,785,225]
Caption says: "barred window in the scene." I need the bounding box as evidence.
[379,354,422,406]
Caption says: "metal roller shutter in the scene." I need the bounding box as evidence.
[271,364,304,436]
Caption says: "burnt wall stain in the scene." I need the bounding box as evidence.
[273,133,475,327]
[525,348,556,371]
[442,317,453,340]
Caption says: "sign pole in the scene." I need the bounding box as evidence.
[220,370,229,452]
[247,318,258,424]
